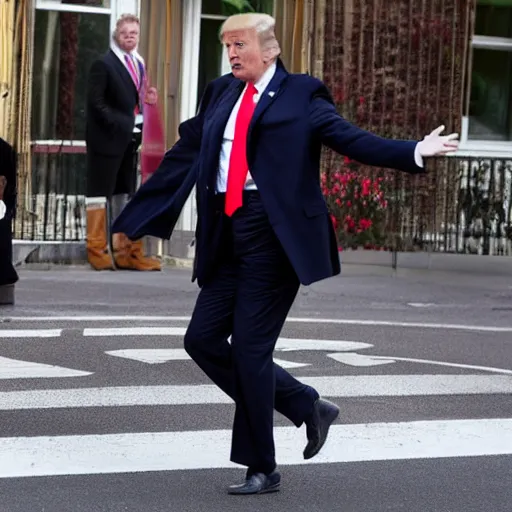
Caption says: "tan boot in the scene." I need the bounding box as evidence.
[113,234,161,271]
[130,239,162,271]
[86,206,115,270]
[112,232,134,270]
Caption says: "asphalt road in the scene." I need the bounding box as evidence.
[0,265,511,511]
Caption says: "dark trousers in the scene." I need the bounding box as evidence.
[87,135,141,199]
[184,191,318,474]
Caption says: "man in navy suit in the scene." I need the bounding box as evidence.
[113,13,459,494]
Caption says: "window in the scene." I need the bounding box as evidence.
[462,0,512,155]
[196,0,274,106]
[32,8,110,141]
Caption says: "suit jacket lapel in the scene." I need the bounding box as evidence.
[248,61,288,139]
[203,79,244,186]
[107,50,137,94]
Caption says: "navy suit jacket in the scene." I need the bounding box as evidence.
[112,59,423,287]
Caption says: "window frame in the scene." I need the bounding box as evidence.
[35,0,111,15]
[459,30,512,157]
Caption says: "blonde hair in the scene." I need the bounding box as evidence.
[220,13,281,58]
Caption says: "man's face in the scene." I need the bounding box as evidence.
[222,29,267,83]
[117,21,139,52]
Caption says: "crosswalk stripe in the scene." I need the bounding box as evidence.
[84,327,187,337]
[1,418,511,478]
[0,329,62,338]
[4,315,512,332]
[2,375,512,410]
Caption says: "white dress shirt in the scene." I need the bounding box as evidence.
[216,62,277,193]
[215,61,423,193]
[0,200,5,220]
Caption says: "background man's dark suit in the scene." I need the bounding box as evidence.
[113,58,424,479]
[0,137,18,289]
[86,48,143,199]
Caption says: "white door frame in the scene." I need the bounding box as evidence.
[176,0,202,232]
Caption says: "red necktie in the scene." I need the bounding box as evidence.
[225,83,258,216]
[125,54,141,115]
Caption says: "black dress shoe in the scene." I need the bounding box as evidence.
[227,471,281,495]
[303,398,340,459]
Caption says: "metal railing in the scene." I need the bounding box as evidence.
[14,145,512,258]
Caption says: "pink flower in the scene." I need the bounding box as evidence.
[359,218,373,231]
[361,178,371,197]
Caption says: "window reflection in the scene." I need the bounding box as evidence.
[202,0,274,16]
[32,9,110,141]
[468,47,512,141]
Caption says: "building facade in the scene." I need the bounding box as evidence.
[2,0,511,258]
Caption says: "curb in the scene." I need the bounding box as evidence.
[12,241,512,275]
[13,241,193,270]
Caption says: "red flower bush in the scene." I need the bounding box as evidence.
[322,161,391,250]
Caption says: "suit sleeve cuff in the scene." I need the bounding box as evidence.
[414,143,424,168]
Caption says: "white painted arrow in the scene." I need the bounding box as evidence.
[328,352,512,375]
[328,352,395,367]
[275,338,372,352]
[0,356,93,379]
[105,349,310,369]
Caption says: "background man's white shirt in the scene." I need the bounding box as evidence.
[0,200,6,220]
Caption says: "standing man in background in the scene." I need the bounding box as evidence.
[85,13,160,271]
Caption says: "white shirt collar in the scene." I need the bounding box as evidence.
[252,61,276,95]
[110,41,144,65]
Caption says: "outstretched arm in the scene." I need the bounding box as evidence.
[309,84,458,173]
[111,81,219,240]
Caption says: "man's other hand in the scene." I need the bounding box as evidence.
[417,125,459,157]
[144,87,158,105]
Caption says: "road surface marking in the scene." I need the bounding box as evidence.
[0,356,92,380]
[1,418,511,477]
[84,327,187,337]
[2,375,512,410]
[328,353,512,375]
[328,353,395,367]
[0,329,62,338]
[2,316,512,332]
[105,349,310,369]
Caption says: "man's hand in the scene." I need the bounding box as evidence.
[144,86,158,105]
[417,125,459,157]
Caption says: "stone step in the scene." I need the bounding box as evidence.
[0,284,15,306]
